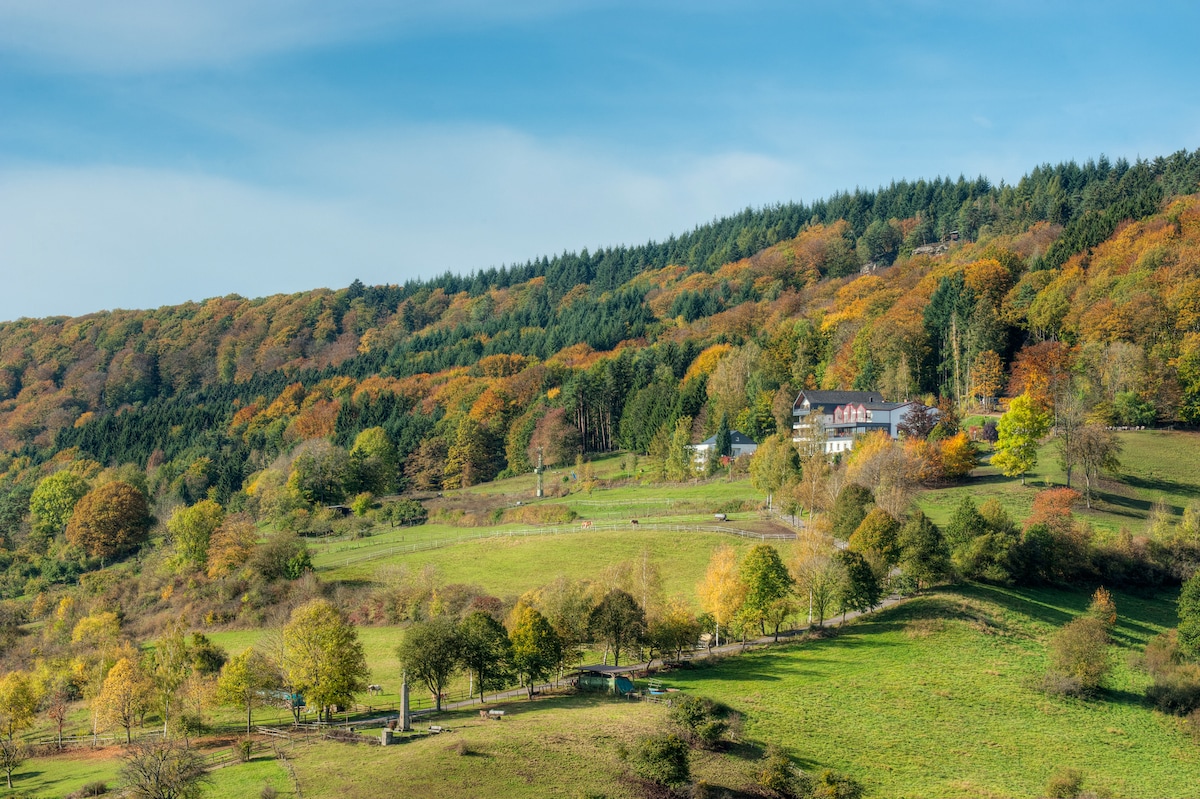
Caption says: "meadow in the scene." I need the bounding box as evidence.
[13,432,1200,798]
[917,429,1200,539]
[663,584,1193,798]
[256,583,1197,799]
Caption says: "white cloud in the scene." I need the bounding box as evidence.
[0,127,801,322]
[0,0,597,72]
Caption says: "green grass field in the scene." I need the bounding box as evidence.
[918,430,1200,538]
[287,692,769,799]
[317,528,760,605]
[661,583,1193,798]
[6,745,289,799]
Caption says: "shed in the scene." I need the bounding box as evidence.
[576,668,635,695]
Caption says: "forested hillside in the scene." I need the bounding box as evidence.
[0,150,1198,601]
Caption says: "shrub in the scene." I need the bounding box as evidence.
[628,733,691,788]
[1146,664,1200,714]
[668,695,729,748]
[259,786,278,799]
[234,737,254,762]
[1087,587,1117,630]
[807,769,863,799]
[1144,630,1184,679]
[72,782,108,798]
[1045,767,1085,798]
[1041,671,1085,698]
[757,747,798,797]
[1046,616,1109,696]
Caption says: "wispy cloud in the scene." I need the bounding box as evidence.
[0,0,598,72]
[0,127,799,321]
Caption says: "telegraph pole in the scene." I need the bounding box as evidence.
[535,446,544,498]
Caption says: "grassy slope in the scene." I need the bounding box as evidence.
[663,584,1193,799]
[9,747,288,799]
[289,694,767,799]
[918,430,1200,538]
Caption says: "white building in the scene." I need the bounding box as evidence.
[792,390,921,455]
[691,430,758,466]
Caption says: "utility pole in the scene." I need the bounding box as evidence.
[535,446,544,498]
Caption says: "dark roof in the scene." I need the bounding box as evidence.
[860,401,916,411]
[793,390,885,412]
[699,431,757,446]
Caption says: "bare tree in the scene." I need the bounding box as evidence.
[120,739,210,799]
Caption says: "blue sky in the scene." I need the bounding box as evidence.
[1,1,1197,323]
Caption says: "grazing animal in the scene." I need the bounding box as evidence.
[630,519,639,525]
[580,520,593,530]
[367,684,383,696]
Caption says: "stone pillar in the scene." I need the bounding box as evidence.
[400,673,412,732]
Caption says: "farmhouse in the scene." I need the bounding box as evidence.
[792,389,921,455]
[690,430,758,465]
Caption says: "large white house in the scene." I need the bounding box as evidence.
[792,389,921,455]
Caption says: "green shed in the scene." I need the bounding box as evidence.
[576,669,635,695]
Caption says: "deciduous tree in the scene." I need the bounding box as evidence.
[120,738,210,799]
[589,589,646,667]
[749,434,799,508]
[508,604,561,699]
[897,510,951,590]
[738,544,794,640]
[834,549,881,620]
[215,649,279,734]
[65,481,152,561]
[167,499,224,569]
[458,611,511,703]
[0,672,39,742]
[991,392,1051,485]
[0,739,26,790]
[29,470,89,540]
[97,656,151,744]
[697,545,745,647]
[396,616,461,711]
[282,599,369,722]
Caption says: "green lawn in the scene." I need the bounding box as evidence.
[316,528,759,604]
[5,746,289,799]
[918,430,1200,538]
[287,693,757,799]
[661,583,1194,798]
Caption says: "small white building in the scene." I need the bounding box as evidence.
[691,430,758,465]
[792,390,922,455]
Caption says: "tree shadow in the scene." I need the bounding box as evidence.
[952,583,1077,627]
[1100,687,1149,708]
[1093,491,1154,518]
[1122,473,1200,501]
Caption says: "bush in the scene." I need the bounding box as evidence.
[1045,767,1084,798]
[1146,664,1200,714]
[73,782,108,798]
[757,747,798,797]
[667,695,729,748]
[1087,587,1117,630]
[628,733,691,788]
[1041,671,1085,698]
[806,769,863,799]
[259,786,277,799]
[234,737,254,762]
[1046,616,1109,696]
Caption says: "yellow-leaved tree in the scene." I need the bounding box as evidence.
[697,545,746,648]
